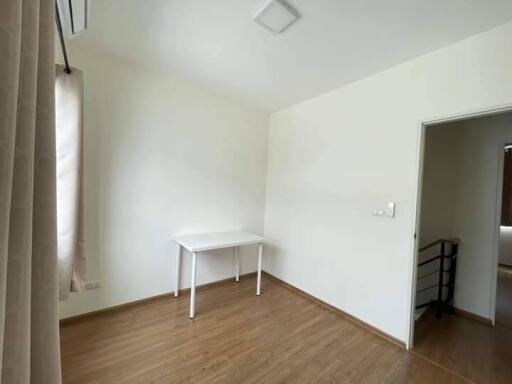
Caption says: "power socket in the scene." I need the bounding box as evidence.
[83,280,101,290]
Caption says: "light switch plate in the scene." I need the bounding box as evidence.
[386,202,396,217]
[373,202,396,218]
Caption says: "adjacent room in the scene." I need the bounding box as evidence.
[1,0,512,383]
[413,112,512,383]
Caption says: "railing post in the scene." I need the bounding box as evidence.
[416,238,459,314]
[447,243,458,312]
[436,242,445,318]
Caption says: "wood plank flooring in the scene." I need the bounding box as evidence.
[496,264,512,328]
[61,275,469,384]
[413,307,512,384]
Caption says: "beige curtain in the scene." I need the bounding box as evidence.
[0,0,62,383]
[55,65,86,300]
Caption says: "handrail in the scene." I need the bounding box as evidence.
[415,237,459,318]
[418,255,441,267]
[419,238,458,253]
[417,268,450,280]
[416,283,450,295]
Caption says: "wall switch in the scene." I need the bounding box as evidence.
[373,202,396,218]
[386,202,395,217]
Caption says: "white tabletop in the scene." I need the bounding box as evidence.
[172,231,265,252]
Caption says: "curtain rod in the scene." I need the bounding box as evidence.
[55,1,72,74]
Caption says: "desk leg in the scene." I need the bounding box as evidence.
[257,243,263,296]
[235,246,240,282]
[175,244,182,297]
[190,252,197,319]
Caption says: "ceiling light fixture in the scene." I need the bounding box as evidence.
[253,0,299,34]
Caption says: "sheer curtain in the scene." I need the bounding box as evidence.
[55,65,86,300]
[0,0,62,382]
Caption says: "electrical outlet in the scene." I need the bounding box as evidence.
[83,280,101,290]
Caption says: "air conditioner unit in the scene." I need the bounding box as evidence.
[57,0,90,38]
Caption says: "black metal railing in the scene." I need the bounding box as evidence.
[415,239,459,318]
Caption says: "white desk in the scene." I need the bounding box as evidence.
[172,231,265,319]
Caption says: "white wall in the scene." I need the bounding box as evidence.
[58,44,269,319]
[419,127,462,245]
[264,22,512,344]
[416,126,462,307]
[420,113,512,319]
[500,227,512,266]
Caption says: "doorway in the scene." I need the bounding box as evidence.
[409,109,512,384]
[496,144,512,329]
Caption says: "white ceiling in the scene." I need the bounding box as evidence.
[79,0,512,111]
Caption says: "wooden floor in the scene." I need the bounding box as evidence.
[413,307,512,384]
[496,264,512,328]
[61,275,469,384]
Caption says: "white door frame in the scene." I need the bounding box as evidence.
[407,104,512,349]
[490,140,512,325]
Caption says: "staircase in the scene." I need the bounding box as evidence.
[415,238,459,320]
[414,307,428,321]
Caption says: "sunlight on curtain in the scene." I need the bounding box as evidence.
[55,65,86,300]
